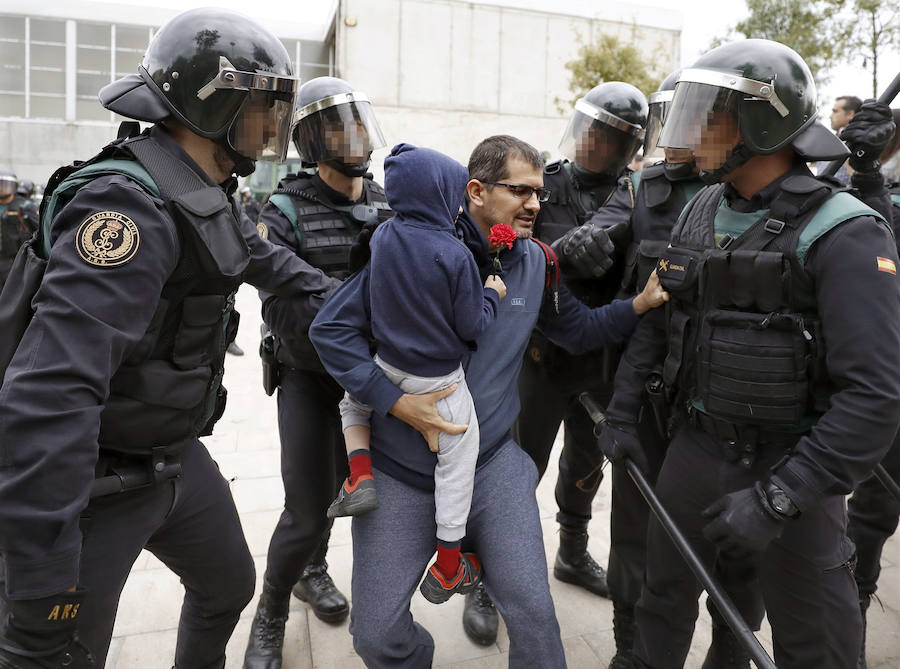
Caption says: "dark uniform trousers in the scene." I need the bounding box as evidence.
[848,427,900,600]
[262,368,348,593]
[633,425,860,669]
[21,440,256,668]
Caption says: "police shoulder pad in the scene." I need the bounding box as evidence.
[544,159,564,175]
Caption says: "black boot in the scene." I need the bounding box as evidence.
[553,525,609,597]
[462,581,499,646]
[858,595,870,669]
[292,561,349,623]
[608,604,635,668]
[243,582,289,669]
[700,623,750,669]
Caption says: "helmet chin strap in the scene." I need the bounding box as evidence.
[324,158,371,178]
[663,159,697,180]
[698,141,754,185]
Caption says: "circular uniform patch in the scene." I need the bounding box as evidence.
[76,211,140,267]
[256,221,268,239]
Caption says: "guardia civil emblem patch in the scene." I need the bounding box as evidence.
[256,222,268,239]
[76,211,140,267]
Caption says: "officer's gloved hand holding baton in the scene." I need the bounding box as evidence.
[841,100,896,174]
[551,221,626,280]
[701,481,798,560]
[595,418,650,475]
[0,590,95,668]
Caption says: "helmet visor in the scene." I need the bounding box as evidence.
[0,175,17,198]
[293,94,386,165]
[658,82,743,171]
[230,89,295,163]
[643,90,672,160]
[559,100,644,176]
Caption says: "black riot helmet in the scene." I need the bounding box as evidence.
[659,39,848,184]
[99,8,299,177]
[292,76,387,178]
[559,82,648,177]
[0,170,17,199]
[643,70,680,161]
[16,178,34,199]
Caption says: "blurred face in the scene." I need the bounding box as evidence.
[574,124,626,174]
[470,157,542,240]
[323,119,371,164]
[830,99,855,131]
[664,147,694,164]
[232,93,279,156]
[694,109,741,172]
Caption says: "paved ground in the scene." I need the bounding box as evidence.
[105,284,900,668]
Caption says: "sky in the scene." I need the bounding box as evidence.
[99,0,900,114]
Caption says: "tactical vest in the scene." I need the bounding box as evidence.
[0,195,37,259]
[268,173,391,280]
[266,173,391,373]
[0,126,248,457]
[537,160,619,245]
[658,175,887,430]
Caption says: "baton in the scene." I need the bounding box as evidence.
[577,392,777,669]
[874,463,900,504]
[90,461,182,498]
[820,70,900,178]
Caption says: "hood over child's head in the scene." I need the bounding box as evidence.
[383,143,469,229]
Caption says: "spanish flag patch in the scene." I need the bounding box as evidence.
[877,257,896,274]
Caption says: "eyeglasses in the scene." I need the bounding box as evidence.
[480,180,551,202]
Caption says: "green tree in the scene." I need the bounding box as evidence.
[844,0,900,96]
[557,32,663,114]
[713,0,844,85]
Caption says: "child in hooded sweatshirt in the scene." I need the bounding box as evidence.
[327,143,505,603]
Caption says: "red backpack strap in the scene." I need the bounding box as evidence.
[532,238,560,315]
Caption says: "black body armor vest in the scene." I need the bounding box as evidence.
[658,176,848,429]
[268,173,391,373]
[0,127,248,457]
[0,195,37,259]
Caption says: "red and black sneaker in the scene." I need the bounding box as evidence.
[326,475,378,518]
[419,553,482,604]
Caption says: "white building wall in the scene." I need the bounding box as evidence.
[337,0,681,182]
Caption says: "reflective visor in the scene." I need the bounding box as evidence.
[657,82,743,151]
[0,175,17,198]
[197,56,299,102]
[292,93,386,164]
[643,90,673,159]
[229,90,295,163]
[559,100,644,176]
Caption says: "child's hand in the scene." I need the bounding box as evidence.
[632,270,669,315]
[485,275,507,300]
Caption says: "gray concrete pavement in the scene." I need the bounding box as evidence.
[105,284,900,668]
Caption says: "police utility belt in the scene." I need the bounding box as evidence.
[91,442,188,498]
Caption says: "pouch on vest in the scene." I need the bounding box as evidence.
[169,188,250,278]
[0,238,46,385]
[656,247,703,299]
[173,294,229,369]
[697,309,815,425]
[705,250,787,312]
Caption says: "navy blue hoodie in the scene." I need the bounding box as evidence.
[370,143,499,376]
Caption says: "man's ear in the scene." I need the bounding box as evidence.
[466,179,484,207]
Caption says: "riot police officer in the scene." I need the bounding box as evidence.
[0,8,340,668]
[0,170,38,287]
[496,83,646,635]
[243,76,391,669]
[600,39,900,668]
[240,186,261,222]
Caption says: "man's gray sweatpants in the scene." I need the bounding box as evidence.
[340,356,478,542]
[349,440,566,669]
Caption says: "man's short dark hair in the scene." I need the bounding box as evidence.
[837,96,863,113]
[468,135,543,183]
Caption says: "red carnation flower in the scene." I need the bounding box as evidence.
[488,224,517,250]
[488,224,517,276]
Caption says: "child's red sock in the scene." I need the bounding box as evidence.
[435,540,462,580]
[348,449,373,487]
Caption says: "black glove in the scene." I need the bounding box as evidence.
[551,223,616,280]
[842,100,896,173]
[701,483,787,559]
[347,220,381,273]
[0,590,95,669]
[595,419,649,475]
